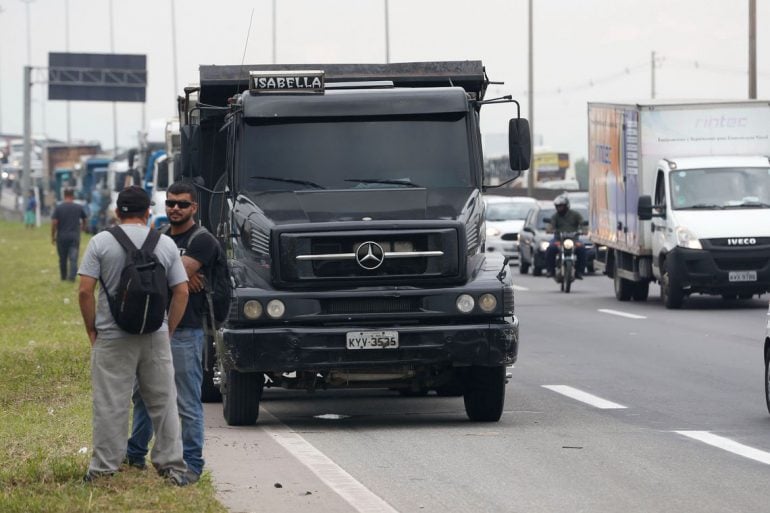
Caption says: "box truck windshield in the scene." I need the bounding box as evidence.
[670,167,770,210]
[240,113,473,192]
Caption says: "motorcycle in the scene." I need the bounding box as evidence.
[553,232,581,293]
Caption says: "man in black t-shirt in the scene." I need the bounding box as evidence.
[51,188,87,281]
[126,182,216,484]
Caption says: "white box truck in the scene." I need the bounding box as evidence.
[588,100,770,308]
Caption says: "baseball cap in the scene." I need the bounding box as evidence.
[117,186,153,213]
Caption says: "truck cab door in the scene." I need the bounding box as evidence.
[651,168,667,275]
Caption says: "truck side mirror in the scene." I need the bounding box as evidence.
[638,195,653,220]
[508,118,531,172]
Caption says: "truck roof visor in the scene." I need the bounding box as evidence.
[241,87,469,119]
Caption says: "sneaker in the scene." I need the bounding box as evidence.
[82,470,115,483]
[184,470,201,484]
[575,274,583,280]
[123,456,147,470]
[159,468,190,487]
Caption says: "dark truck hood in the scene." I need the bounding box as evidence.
[241,187,476,224]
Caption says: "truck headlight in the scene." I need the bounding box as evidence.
[266,299,286,319]
[456,294,475,313]
[243,300,263,319]
[675,226,702,249]
[539,241,550,252]
[478,293,497,312]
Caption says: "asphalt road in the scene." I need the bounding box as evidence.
[204,269,770,513]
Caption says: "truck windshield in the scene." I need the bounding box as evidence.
[238,114,473,192]
[670,167,770,209]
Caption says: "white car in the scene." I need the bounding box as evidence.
[483,195,537,264]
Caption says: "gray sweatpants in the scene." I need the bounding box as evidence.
[89,331,187,475]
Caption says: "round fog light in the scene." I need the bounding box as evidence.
[243,300,263,320]
[266,299,286,318]
[456,294,475,313]
[478,293,497,312]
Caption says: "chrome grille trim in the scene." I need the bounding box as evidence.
[297,250,444,262]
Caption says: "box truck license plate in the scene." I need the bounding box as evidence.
[728,271,757,282]
[346,331,399,349]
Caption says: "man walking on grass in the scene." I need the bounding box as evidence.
[77,186,191,486]
[51,187,87,282]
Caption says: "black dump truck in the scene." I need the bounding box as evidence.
[178,61,531,425]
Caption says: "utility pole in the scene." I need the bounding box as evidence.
[749,0,757,99]
[21,66,32,198]
[384,0,390,63]
[650,51,656,99]
[171,0,179,100]
[272,0,277,64]
[0,5,5,135]
[527,0,534,195]
[65,0,71,142]
[109,0,118,156]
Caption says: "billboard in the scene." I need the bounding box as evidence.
[48,52,147,102]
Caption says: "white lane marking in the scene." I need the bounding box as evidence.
[264,415,400,513]
[543,385,627,409]
[598,308,647,319]
[512,284,529,291]
[675,431,770,465]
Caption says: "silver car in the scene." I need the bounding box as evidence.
[483,195,537,263]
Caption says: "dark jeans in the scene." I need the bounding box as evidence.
[56,236,80,281]
[127,328,205,475]
[545,238,586,275]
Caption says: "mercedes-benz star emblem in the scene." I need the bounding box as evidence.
[355,241,385,270]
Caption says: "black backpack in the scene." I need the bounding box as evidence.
[100,227,168,334]
[162,224,232,325]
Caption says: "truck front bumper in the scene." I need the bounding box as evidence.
[220,317,519,373]
[668,247,770,295]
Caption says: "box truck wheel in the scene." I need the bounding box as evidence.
[463,365,506,422]
[613,261,633,301]
[661,264,684,309]
[632,281,649,301]
[222,370,264,426]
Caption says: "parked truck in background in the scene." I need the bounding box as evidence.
[589,100,770,308]
[43,143,101,202]
[178,61,531,425]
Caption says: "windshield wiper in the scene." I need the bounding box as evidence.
[250,175,325,189]
[683,203,724,210]
[344,178,421,188]
[728,202,770,208]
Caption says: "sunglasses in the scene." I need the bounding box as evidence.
[165,200,194,209]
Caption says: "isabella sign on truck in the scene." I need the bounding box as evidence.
[588,100,770,308]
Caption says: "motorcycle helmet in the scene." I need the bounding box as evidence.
[554,194,570,209]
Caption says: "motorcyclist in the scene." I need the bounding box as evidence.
[545,194,586,279]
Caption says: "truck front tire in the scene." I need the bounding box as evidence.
[661,263,684,309]
[463,366,506,422]
[222,370,264,426]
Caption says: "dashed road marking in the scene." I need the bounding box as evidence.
[675,431,770,465]
[543,385,627,409]
[598,308,647,319]
[264,412,400,513]
[512,285,529,291]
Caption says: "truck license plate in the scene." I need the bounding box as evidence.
[346,331,399,349]
[728,271,757,282]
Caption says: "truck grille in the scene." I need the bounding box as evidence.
[279,227,461,284]
[714,257,769,271]
[321,297,421,315]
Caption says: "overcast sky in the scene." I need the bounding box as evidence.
[0,0,767,161]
